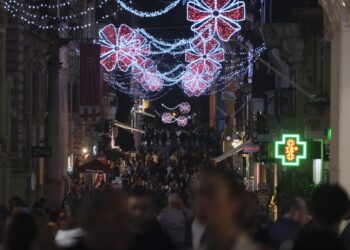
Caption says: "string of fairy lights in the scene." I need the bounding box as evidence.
[3,0,268,104]
[2,0,185,30]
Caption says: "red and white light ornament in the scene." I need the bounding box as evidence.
[187,0,246,42]
[99,0,246,97]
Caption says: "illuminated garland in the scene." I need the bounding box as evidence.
[162,102,192,113]
[4,0,111,21]
[159,112,191,127]
[99,23,265,96]
[5,0,77,9]
[116,0,182,17]
[4,4,119,31]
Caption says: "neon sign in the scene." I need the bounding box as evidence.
[275,134,307,167]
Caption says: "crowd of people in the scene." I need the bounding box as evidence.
[0,128,350,250]
[141,127,221,150]
[0,166,350,250]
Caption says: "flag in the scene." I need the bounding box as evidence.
[79,43,102,122]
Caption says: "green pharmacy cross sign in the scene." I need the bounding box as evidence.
[275,134,307,167]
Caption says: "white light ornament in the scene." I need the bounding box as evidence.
[116,0,182,17]
[187,0,246,41]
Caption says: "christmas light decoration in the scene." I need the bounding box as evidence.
[177,116,189,126]
[181,68,214,97]
[99,24,150,72]
[275,134,307,167]
[5,0,76,9]
[187,0,246,41]
[5,0,110,21]
[141,72,164,92]
[162,112,174,124]
[185,35,224,75]
[131,58,157,83]
[162,102,192,113]
[179,102,191,113]
[116,0,182,17]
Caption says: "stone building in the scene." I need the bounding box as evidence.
[0,16,76,208]
[321,0,350,194]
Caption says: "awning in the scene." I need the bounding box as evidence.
[213,144,244,163]
[78,159,110,173]
[114,121,145,134]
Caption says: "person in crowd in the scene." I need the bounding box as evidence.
[128,186,174,250]
[294,184,349,250]
[3,213,38,250]
[294,231,345,250]
[193,165,257,250]
[158,193,192,249]
[0,206,9,250]
[161,129,168,146]
[154,129,160,145]
[268,196,309,249]
[55,197,84,250]
[341,205,350,250]
[81,190,130,250]
[8,197,25,215]
[311,184,349,234]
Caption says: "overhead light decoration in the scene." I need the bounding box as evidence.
[162,112,173,124]
[187,0,246,41]
[96,0,248,97]
[141,72,164,92]
[275,134,307,167]
[99,24,150,72]
[185,35,225,76]
[181,68,214,97]
[131,59,157,84]
[178,102,191,114]
[177,116,188,127]
[162,102,192,114]
[115,0,182,17]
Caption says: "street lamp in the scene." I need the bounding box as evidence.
[82,148,88,154]
[232,139,243,149]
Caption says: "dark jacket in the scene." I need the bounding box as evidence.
[129,220,174,250]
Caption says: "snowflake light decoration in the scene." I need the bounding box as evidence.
[162,112,174,124]
[131,58,157,84]
[141,72,164,92]
[185,35,224,75]
[181,68,214,97]
[177,116,189,127]
[179,102,191,114]
[187,0,246,41]
[99,24,150,72]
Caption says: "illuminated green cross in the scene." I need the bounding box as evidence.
[275,134,307,167]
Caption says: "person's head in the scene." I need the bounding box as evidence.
[168,193,183,209]
[312,184,349,231]
[128,186,156,230]
[97,173,104,182]
[283,196,309,226]
[294,231,345,250]
[62,197,81,229]
[194,165,245,233]
[82,190,129,250]
[8,197,24,215]
[4,213,38,250]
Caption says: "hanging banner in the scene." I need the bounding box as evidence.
[79,44,102,122]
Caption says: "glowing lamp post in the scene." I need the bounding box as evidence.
[275,134,307,167]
